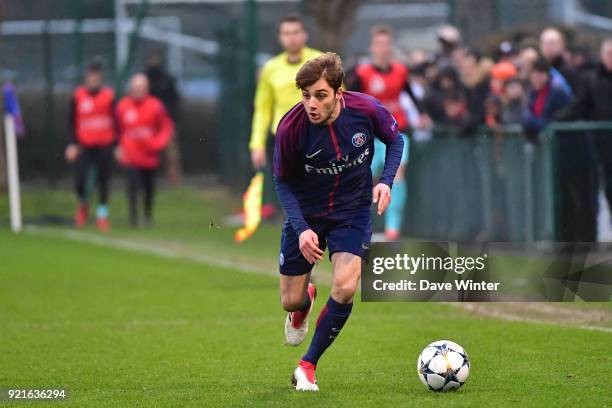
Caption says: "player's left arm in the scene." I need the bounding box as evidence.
[371,99,404,215]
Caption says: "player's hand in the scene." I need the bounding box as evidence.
[113,146,123,163]
[250,148,266,170]
[64,144,80,163]
[299,229,324,264]
[373,183,391,215]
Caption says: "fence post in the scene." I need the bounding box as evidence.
[523,142,534,242]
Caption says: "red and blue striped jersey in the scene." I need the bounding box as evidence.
[273,91,404,235]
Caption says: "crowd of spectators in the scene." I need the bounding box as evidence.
[397,26,612,137]
[366,25,612,241]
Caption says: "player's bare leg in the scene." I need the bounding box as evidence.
[280,273,317,346]
[292,252,360,391]
[330,252,361,303]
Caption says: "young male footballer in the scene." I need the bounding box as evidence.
[274,53,404,391]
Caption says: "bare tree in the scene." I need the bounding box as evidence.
[307,0,362,52]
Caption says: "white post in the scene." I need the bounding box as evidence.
[115,0,129,71]
[4,114,22,232]
[167,18,183,79]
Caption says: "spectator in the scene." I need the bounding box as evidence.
[407,48,429,68]
[423,66,462,123]
[522,57,571,135]
[457,47,493,136]
[144,49,181,186]
[441,89,469,127]
[490,60,518,96]
[484,93,502,128]
[436,25,462,69]
[556,39,612,123]
[539,27,578,94]
[557,38,612,235]
[501,78,526,125]
[521,57,595,242]
[497,41,519,64]
[566,44,596,75]
[517,43,539,80]
[486,61,523,127]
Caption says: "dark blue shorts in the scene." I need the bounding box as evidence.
[279,207,372,276]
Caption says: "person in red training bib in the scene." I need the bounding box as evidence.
[346,25,430,241]
[115,73,174,227]
[65,60,116,232]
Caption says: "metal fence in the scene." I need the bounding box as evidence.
[404,122,612,242]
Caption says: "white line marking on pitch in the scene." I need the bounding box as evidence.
[25,226,610,333]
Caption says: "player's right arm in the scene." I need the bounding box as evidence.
[249,64,274,169]
[273,117,323,263]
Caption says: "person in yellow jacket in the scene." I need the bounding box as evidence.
[249,15,321,218]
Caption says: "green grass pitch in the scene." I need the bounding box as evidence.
[0,186,611,407]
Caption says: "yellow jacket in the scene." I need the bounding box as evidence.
[249,47,322,151]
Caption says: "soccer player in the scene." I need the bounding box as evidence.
[115,74,174,227]
[65,60,116,231]
[346,25,429,240]
[274,53,404,391]
[249,15,321,217]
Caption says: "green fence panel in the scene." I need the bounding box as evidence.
[405,126,559,242]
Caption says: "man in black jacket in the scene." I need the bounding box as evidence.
[144,49,181,185]
[557,39,612,226]
[540,28,580,94]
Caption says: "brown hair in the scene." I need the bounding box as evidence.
[295,52,344,92]
[278,15,305,32]
[370,24,394,38]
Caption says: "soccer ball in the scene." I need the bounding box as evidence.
[417,340,470,391]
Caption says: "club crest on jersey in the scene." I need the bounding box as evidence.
[352,132,366,147]
[390,118,398,133]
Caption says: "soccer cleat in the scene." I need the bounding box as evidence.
[285,283,316,346]
[291,360,319,391]
[96,217,110,232]
[75,203,89,228]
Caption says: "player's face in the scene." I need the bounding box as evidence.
[279,22,307,54]
[370,33,393,63]
[85,71,103,90]
[301,77,342,125]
